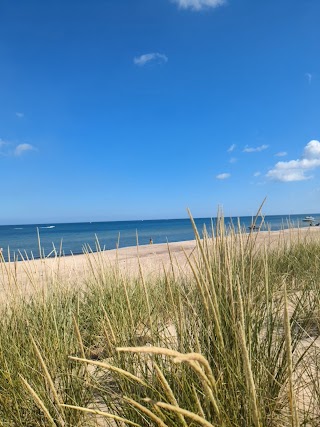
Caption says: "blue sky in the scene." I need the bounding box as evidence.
[1,0,320,224]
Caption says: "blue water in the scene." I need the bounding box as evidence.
[0,214,319,261]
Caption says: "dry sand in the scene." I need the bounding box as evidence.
[0,239,197,300]
[1,226,320,300]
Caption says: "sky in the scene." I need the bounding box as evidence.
[1,0,320,224]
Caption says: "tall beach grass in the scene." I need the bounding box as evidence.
[1,211,320,425]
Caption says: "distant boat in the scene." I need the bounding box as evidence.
[302,216,316,222]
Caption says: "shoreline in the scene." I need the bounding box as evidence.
[1,223,319,262]
[2,225,320,265]
[1,227,320,300]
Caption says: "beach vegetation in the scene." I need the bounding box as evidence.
[1,210,320,425]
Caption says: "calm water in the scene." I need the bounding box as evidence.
[0,214,319,261]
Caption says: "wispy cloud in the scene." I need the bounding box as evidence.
[227,144,236,152]
[243,144,269,153]
[172,0,226,11]
[15,112,24,118]
[0,139,37,157]
[14,143,36,156]
[229,157,237,164]
[0,138,7,148]
[216,173,230,180]
[253,171,261,177]
[275,151,287,157]
[134,53,168,66]
[305,73,312,84]
[0,138,9,156]
[266,140,320,182]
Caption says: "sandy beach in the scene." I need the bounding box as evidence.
[1,226,320,300]
[0,239,197,298]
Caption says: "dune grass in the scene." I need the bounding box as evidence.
[1,214,320,426]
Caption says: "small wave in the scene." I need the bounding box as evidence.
[14,227,23,230]
[39,226,55,229]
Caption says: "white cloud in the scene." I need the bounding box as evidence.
[266,140,320,182]
[227,144,236,152]
[303,139,320,158]
[253,171,261,177]
[275,151,287,157]
[305,73,312,84]
[15,112,24,118]
[229,157,237,164]
[14,143,36,156]
[134,53,168,66]
[216,173,230,180]
[172,0,226,11]
[243,144,269,153]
